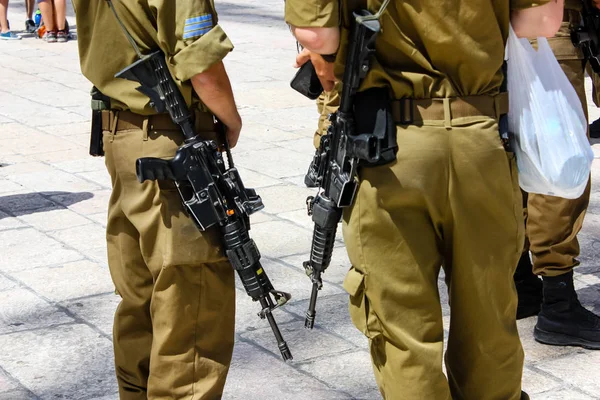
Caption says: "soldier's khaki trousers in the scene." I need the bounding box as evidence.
[103,115,236,400]
[314,82,341,148]
[343,118,525,399]
[525,58,591,277]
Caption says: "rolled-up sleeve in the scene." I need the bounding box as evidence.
[510,0,550,10]
[285,0,340,28]
[149,0,233,82]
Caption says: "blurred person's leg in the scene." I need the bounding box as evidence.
[0,0,21,39]
[53,0,65,30]
[37,0,54,30]
[0,0,9,33]
[25,0,35,32]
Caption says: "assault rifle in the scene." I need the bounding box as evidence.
[107,0,293,359]
[571,0,600,73]
[303,10,383,329]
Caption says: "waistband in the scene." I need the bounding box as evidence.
[390,92,508,128]
[101,110,179,132]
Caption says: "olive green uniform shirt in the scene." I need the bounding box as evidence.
[286,0,550,99]
[72,0,233,115]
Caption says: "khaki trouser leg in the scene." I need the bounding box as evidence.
[525,59,591,277]
[343,119,523,399]
[104,125,236,400]
[314,82,341,148]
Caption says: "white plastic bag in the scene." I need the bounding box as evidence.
[506,25,593,199]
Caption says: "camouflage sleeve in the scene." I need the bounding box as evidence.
[149,0,233,81]
[285,0,340,27]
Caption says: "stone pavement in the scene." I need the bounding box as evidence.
[0,1,599,399]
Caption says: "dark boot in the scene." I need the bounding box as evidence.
[514,253,543,320]
[534,271,600,350]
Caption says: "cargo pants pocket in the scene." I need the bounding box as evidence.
[343,266,383,340]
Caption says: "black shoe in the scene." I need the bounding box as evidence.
[514,253,543,320]
[534,271,600,350]
[590,117,600,139]
[25,19,36,33]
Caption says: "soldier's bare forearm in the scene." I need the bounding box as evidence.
[191,61,242,146]
[292,27,340,55]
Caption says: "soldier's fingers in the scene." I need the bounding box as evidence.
[294,49,311,68]
[321,79,335,92]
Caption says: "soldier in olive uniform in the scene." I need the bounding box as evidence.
[515,0,600,350]
[286,1,563,399]
[72,1,241,398]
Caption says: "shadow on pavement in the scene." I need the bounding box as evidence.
[0,191,94,218]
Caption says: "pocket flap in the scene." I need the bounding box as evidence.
[343,267,365,297]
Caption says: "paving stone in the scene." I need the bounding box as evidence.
[517,317,574,363]
[13,260,113,303]
[235,166,281,189]
[532,388,596,399]
[535,351,600,396]
[252,258,344,304]
[257,184,314,214]
[0,368,20,393]
[62,293,119,337]
[249,220,312,259]
[47,223,107,252]
[76,171,112,189]
[278,208,315,230]
[0,131,78,155]
[30,148,91,164]
[234,288,297,335]
[18,208,91,232]
[0,228,83,272]
[0,191,57,215]
[0,390,37,400]
[248,210,274,225]
[521,366,563,395]
[296,351,379,399]
[0,212,27,231]
[284,293,369,349]
[64,133,94,148]
[276,137,319,155]
[87,247,109,268]
[241,319,354,363]
[39,121,91,137]
[279,247,352,286]
[86,395,119,400]
[0,288,73,334]
[0,180,24,194]
[86,212,108,228]
[53,157,106,174]
[0,275,17,292]
[0,123,42,140]
[0,162,55,177]
[234,121,300,144]
[235,147,312,179]
[0,324,116,400]
[50,190,109,215]
[225,342,351,400]
[11,169,101,193]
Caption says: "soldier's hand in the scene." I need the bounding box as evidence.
[225,118,242,148]
[295,49,336,92]
[593,0,600,9]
